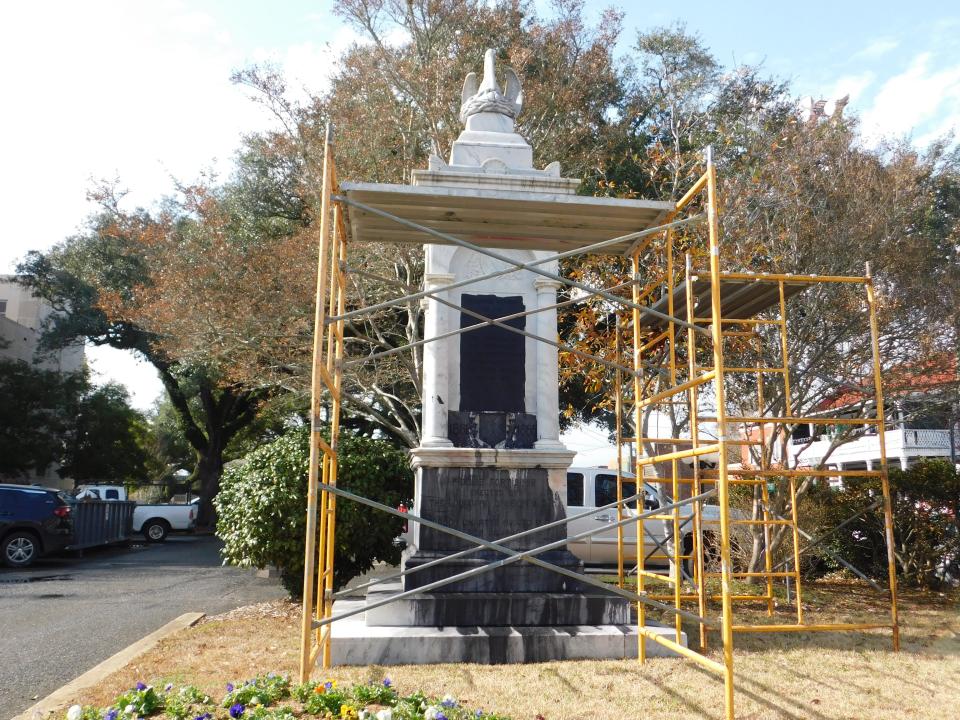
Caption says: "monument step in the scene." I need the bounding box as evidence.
[364,583,630,627]
[330,599,685,665]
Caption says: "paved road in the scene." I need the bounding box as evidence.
[0,535,286,720]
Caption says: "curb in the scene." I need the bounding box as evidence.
[12,612,205,720]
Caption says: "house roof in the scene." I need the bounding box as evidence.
[815,355,958,412]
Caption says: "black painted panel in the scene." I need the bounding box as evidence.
[459,294,525,412]
[447,411,537,448]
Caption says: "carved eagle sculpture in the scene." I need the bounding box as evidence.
[459,49,523,122]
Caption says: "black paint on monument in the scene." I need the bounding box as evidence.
[447,411,537,448]
[405,466,585,593]
[399,466,628,626]
[459,294,525,412]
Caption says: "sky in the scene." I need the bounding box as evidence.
[1,0,958,461]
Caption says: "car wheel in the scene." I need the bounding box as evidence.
[143,520,169,543]
[3,531,40,568]
[682,532,720,579]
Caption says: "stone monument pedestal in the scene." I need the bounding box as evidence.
[396,447,630,628]
[333,448,689,666]
[329,597,685,665]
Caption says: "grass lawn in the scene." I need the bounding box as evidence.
[68,580,958,719]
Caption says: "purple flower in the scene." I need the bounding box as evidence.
[229,704,245,719]
[104,709,118,720]
[164,683,173,692]
[437,714,447,720]
[441,698,456,708]
[475,712,483,718]
[135,683,147,691]
[226,683,235,693]
[192,715,212,720]
[324,681,333,691]
[382,678,392,688]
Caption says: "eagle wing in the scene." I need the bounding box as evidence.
[461,72,479,105]
[504,67,523,109]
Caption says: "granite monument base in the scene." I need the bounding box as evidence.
[365,582,630,627]
[330,599,686,665]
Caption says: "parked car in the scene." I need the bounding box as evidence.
[565,466,725,572]
[72,484,197,543]
[0,484,75,568]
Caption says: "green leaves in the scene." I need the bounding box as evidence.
[811,459,960,589]
[214,427,412,596]
[0,359,86,476]
[222,675,291,709]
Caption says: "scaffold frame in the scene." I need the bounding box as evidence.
[299,129,900,720]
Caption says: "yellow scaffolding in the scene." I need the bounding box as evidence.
[616,148,901,718]
[299,133,900,720]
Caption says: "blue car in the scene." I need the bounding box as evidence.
[0,484,75,568]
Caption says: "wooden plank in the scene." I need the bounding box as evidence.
[349,202,652,232]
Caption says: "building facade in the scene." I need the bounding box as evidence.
[1,274,86,487]
[0,275,84,373]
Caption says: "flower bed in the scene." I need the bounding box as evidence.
[65,675,509,720]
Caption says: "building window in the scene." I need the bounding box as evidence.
[0,299,6,317]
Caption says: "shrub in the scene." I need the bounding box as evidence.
[809,459,960,589]
[215,427,412,597]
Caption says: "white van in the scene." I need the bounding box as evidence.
[565,466,722,568]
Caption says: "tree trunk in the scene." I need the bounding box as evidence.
[156,365,262,530]
[193,435,226,528]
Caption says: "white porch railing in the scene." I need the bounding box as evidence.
[791,428,955,467]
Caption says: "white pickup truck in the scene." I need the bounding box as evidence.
[565,466,725,572]
[72,485,197,542]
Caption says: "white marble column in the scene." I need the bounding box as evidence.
[534,278,563,448]
[420,272,456,447]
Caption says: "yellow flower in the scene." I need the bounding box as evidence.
[340,704,358,719]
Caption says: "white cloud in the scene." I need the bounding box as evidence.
[250,25,368,103]
[826,71,874,105]
[859,52,960,144]
[854,37,899,59]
